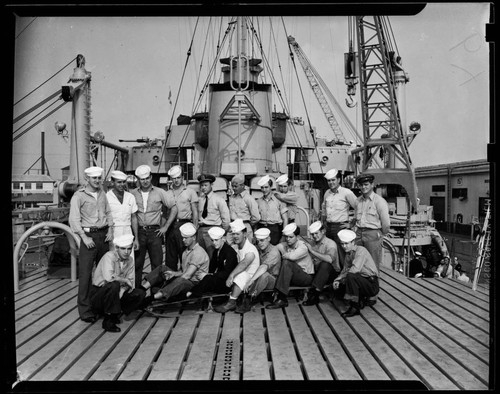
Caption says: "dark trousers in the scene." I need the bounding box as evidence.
[165,221,188,271]
[344,273,379,304]
[275,259,313,295]
[325,223,344,267]
[311,261,339,290]
[90,282,146,315]
[256,223,283,245]
[144,265,195,301]
[189,274,231,298]
[77,231,109,319]
[355,228,383,270]
[135,228,164,288]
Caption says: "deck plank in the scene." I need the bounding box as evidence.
[300,302,361,380]
[61,312,147,381]
[213,312,241,380]
[285,303,333,380]
[371,301,488,390]
[29,322,105,381]
[148,314,199,380]
[117,316,171,380]
[15,277,62,301]
[378,286,489,363]
[378,287,489,383]
[15,280,75,311]
[306,302,391,381]
[265,307,303,380]
[89,315,163,381]
[180,312,221,380]
[321,301,419,381]
[433,278,490,303]
[381,273,490,344]
[359,306,459,390]
[241,308,271,380]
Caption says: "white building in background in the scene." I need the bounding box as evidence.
[11,174,56,209]
[415,159,490,235]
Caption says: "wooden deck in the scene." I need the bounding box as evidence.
[11,259,491,390]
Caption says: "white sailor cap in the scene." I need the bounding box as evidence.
[257,175,271,187]
[324,168,338,180]
[337,229,356,243]
[208,226,226,240]
[415,251,422,256]
[180,222,197,237]
[276,174,288,186]
[229,219,246,233]
[110,170,127,181]
[84,166,104,177]
[168,165,182,178]
[254,227,271,239]
[135,165,151,179]
[282,223,297,236]
[308,221,323,234]
[114,234,134,247]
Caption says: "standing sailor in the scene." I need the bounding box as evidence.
[165,165,199,270]
[69,166,114,323]
[228,173,260,243]
[256,175,288,245]
[274,174,298,224]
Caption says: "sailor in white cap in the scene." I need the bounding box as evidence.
[256,175,288,245]
[321,168,357,267]
[69,166,114,323]
[186,226,239,300]
[90,233,146,332]
[197,173,231,255]
[164,165,199,271]
[140,222,209,303]
[273,174,298,225]
[106,170,139,256]
[234,227,282,314]
[409,250,425,278]
[213,219,261,313]
[130,164,178,287]
[266,223,314,310]
[228,174,261,243]
[300,221,341,306]
[333,229,379,317]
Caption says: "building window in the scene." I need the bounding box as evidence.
[431,184,445,192]
[452,188,468,200]
[36,182,43,189]
[13,182,20,190]
[25,182,32,189]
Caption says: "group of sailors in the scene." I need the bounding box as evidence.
[69,164,390,333]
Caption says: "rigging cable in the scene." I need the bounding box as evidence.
[15,17,37,39]
[13,89,62,124]
[13,56,76,107]
[13,101,68,142]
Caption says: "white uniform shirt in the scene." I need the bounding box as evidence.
[106,190,138,237]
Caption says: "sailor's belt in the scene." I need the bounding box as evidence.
[176,218,192,223]
[83,225,109,233]
[326,221,349,225]
[357,227,380,231]
[258,222,281,227]
[140,225,160,230]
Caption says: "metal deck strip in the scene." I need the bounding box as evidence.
[285,303,333,380]
[265,306,304,380]
[241,308,272,380]
[213,312,241,380]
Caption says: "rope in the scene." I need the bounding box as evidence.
[13,56,76,106]
[12,101,67,142]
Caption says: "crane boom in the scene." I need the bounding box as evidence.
[288,35,358,144]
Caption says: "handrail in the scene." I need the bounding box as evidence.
[295,205,311,238]
[13,222,80,292]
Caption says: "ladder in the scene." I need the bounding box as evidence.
[472,200,491,291]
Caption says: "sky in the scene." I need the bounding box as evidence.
[10,3,491,180]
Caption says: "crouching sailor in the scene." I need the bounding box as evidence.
[90,234,146,332]
[333,229,379,318]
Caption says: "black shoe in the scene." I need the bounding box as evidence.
[103,316,121,332]
[141,295,154,309]
[235,296,252,314]
[302,290,319,306]
[81,316,97,323]
[111,314,121,324]
[265,298,288,309]
[213,298,237,313]
[365,299,377,307]
[341,306,360,317]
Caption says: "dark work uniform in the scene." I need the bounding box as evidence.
[188,242,239,297]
